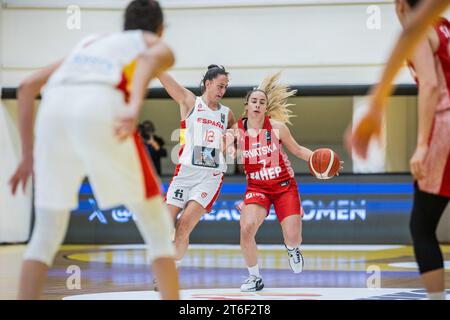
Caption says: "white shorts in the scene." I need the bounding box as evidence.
[34,85,161,210]
[165,164,223,212]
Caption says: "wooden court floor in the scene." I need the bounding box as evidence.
[1,244,449,300]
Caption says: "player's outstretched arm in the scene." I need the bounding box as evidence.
[115,40,175,141]
[346,0,450,158]
[372,0,449,109]
[9,60,62,195]
[273,120,312,162]
[158,73,196,119]
[367,0,449,115]
[129,40,174,109]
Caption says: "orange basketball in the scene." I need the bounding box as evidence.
[308,148,340,179]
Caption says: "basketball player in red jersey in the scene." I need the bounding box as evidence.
[349,0,450,300]
[226,73,342,291]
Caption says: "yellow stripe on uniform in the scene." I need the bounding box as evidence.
[179,128,186,146]
[123,59,137,93]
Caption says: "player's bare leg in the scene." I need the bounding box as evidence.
[421,269,446,299]
[151,257,179,300]
[239,203,266,291]
[167,204,182,225]
[281,214,304,273]
[280,214,302,248]
[167,204,182,242]
[173,200,206,261]
[240,204,267,267]
[151,203,182,292]
[18,260,49,300]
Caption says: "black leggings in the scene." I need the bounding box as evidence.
[410,183,449,274]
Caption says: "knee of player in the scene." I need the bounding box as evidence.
[284,233,301,247]
[174,222,192,240]
[240,221,258,238]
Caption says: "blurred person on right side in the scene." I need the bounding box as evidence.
[349,0,450,300]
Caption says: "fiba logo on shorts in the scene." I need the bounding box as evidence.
[201,192,208,199]
[174,189,184,201]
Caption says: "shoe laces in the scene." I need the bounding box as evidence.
[289,247,302,263]
[244,275,259,284]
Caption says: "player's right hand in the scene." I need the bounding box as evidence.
[114,107,139,141]
[410,144,428,180]
[344,108,382,159]
[9,157,33,195]
[225,129,235,147]
[223,129,236,159]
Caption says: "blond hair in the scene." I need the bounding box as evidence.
[244,72,297,125]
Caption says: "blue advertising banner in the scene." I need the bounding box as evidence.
[64,174,414,244]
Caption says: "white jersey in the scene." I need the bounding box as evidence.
[178,97,230,172]
[46,30,147,98]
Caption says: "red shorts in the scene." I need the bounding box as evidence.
[241,179,303,222]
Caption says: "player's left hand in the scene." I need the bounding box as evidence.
[410,144,428,180]
[335,161,344,176]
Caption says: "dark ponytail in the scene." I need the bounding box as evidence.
[200,64,229,93]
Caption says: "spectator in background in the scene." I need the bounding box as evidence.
[139,120,167,175]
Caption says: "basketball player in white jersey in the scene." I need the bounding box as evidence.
[159,66,236,262]
[9,0,179,299]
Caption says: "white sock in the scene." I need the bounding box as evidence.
[286,245,298,251]
[427,291,446,300]
[248,265,260,277]
[176,260,182,268]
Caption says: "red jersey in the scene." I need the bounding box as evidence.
[408,17,450,198]
[237,116,295,192]
[434,18,450,106]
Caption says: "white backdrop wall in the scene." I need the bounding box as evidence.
[3,0,446,87]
